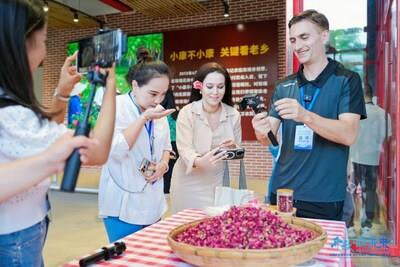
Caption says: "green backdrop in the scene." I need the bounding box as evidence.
[66,33,163,128]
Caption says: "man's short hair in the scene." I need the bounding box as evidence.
[288,9,329,31]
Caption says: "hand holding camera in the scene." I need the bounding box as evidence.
[139,158,169,183]
[194,147,227,168]
[213,139,245,160]
[218,139,236,148]
[194,140,243,167]
[252,112,272,136]
[239,94,279,146]
[146,161,169,183]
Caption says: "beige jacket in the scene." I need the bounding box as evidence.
[176,100,242,174]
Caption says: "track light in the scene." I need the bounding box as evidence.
[222,0,229,18]
[43,0,49,12]
[46,0,104,27]
[73,10,79,22]
[224,7,229,17]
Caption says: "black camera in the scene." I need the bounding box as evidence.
[77,29,127,73]
[138,158,156,177]
[214,146,245,160]
[238,93,264,114]
[238,94,279,146]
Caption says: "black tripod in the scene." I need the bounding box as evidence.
[61,68,107,192]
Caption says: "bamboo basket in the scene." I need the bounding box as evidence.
[167,216,327,267]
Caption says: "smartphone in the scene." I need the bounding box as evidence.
[214,147,245,160]
[76,29,126,73]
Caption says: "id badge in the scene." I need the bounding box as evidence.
[294,125,314,150]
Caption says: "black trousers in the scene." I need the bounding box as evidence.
[270,192,344,221]
[349,163,378,228]
[163,141,178,194]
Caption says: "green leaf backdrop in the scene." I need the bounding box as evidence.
[66,33,163,128]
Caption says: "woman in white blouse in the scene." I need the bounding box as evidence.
[99,50,175,242]
[0,1,116,266]
[170,62,242,212]
[0,132,96,203]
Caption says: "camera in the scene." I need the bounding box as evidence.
[138,158,156,177]
[77,29,127,73]
[238,93,264,114]
[214,147,245,160]
[238,94,279,146]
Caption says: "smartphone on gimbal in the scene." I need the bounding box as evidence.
[76,29,126,74]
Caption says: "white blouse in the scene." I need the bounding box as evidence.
[98,93,171,225]
[0,106,66,234]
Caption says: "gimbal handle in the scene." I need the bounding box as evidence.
[60,68,107,192]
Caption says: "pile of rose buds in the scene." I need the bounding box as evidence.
[175,206,315,249]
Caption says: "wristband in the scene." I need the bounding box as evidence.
[53,91,70,102]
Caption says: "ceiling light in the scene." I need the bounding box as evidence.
[222,0,229,18]
[44,0,104,27]
[43,1,49,12]
[73,11,79,23]
[224,9,229,17]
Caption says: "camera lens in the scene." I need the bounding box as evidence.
[226,151,235,159]
[236,150,244,158]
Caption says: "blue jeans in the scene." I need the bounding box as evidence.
[103,217,151,243]
[0,217,49,267]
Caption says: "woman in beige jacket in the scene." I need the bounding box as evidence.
[170,62,242,212]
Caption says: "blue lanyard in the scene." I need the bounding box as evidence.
[129,92,154,157]
[299,87,320,111]
[145,121,154,157]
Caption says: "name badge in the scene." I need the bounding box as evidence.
[294,125,313,150]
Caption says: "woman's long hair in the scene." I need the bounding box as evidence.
[189,62,233,106]
[0,0,49,119]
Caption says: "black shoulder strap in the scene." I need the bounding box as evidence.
[0,98,18,108]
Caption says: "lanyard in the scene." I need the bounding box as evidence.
[129,92,154,157]
[299,86,320,111]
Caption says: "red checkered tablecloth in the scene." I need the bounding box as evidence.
[64,209,353,267]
